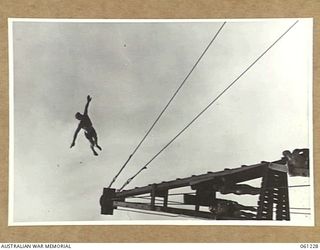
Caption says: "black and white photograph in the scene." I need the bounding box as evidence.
[9,18,313,225]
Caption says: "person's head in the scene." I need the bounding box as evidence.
[209,201,228,215]
[216,202,228,215]
[283,150,291,158]
[283,150,293,162]
[75,112,83,120]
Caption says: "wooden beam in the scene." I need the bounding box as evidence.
[114,201,217,219]
[115,162,270,198]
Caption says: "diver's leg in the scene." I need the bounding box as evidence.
[90,144,98,156]
[85,132,98,156]
[92,128,102,150]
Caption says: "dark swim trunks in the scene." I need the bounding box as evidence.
[84,126,97,139]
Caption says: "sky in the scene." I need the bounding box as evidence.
[10,19,312,224]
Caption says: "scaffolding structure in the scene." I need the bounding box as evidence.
[100,149,309,220]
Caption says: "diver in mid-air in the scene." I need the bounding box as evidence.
[70,95,102,156]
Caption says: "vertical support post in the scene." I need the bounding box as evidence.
[150,184,156,210]
[275,172,290,221]
[195,189,200,211]
[257,166,290,220]
[163,191,168,208]
[257,168,274,220]
[100,188,116,215]
[211,191,216,206]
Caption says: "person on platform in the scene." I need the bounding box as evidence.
[209,199,256,219]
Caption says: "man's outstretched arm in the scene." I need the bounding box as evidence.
[70,125,81,148]
[84,95,92,115]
